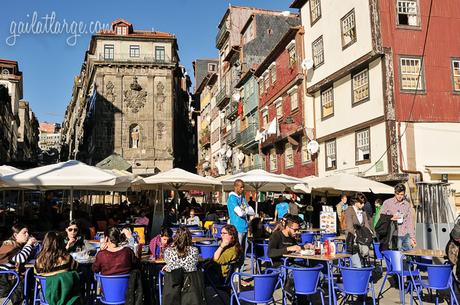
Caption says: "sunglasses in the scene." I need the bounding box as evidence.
[288,226,300,232]
[67,228,78,232]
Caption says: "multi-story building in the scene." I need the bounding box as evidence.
[0,59,22,163]
[61,19,194,174]
[212,6,301,176]
[17,100,39,164]
[38,122,62,164]
[291,0,460,203]
[254,26,315,177]
[193,59,219,176]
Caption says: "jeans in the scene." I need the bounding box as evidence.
[351,253,362,268]
[397,233,412,251]
[238,232,247,268]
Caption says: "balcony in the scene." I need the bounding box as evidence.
[226,101,239,121]
[96,53,174,66]
[215,86,230,109]
[199,129,211,148]
[227,127,239,147]
[238,124,258,148]
[216,22,229,49]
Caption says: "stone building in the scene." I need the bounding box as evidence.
[61,19,194,174]
[17,100,39,164]
[38,122,61,164]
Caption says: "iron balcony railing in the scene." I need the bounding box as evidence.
[216,86,230,109]
[239,124,258,147]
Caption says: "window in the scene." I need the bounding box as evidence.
[104,44,114,60]
[356,128,370,163]
[325,139,337,170]
[289,87,299,110]
[116,26,127,35]
[452,60,460,92]
[309,0,321,25]
[288,46,297,67]
[301,136,311,163]
[262,109,269,129]
[397,0,419,26]
[270,148,277,171]
[341,10,357,49]
[259,79,264,95]
[249,78,254,95]
[285,143,294,169]
[129,45,140,58]
[270,65,277,84]
[264,73,270,90]
[352,69,369,104]
[208,63,217,73]
[155,46,166,62]
[321,87,334,119]
[400,57,424,91]
[312,36,324,67]
[275,99,283,119]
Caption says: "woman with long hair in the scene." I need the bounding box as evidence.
[64,220,84,253]
[92,227,137,275]
[163,226,198,272]
[149,227,173,260]
[35,231,78,276]
[212,224,241,280]
[0,223,37,304]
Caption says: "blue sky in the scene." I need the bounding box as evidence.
[0,0,294,123]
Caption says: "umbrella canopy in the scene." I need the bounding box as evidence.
[0,160,131,191]
[0,165,22,175]
[293,173,394,194]
[132,168,222,192]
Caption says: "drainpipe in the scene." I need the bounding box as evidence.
[397,121,423,181]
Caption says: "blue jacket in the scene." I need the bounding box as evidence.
[227,192,249,233]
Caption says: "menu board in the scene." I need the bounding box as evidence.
[320,211,337,233]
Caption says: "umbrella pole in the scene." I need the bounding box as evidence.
[70,188,74,221]
[255,187,259,215]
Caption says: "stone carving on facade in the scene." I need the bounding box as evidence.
[124,76,147,113]
[156,82,165,111]
[157,122,165,140]
[105,81,115,102]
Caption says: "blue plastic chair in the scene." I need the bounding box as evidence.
[33,275,48,305]
[158,271,164,305]
[191,230,206,237]
[320,233,336,242]
[230,269,282,305]
[212,224,225,238]
[243,239,257,274]
[337,266,376,305]
[256,243,272,273]
[372,242,384,272]
[282,264,325,305]
[95,273,131,305]
[0,270,20,305]
[411,262,458,305]
[196,242,219,259]
[300,233,316,245]
[378,250,420,305]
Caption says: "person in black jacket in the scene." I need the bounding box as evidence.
[268,214,302,266]
[375,214,397,251]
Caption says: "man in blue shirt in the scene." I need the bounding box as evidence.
[275,195,290,221]
[227,179,254,250]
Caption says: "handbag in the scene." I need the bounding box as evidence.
[355,224,373,246]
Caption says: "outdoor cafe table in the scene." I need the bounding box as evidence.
[300,228,324,232]
[283,253,352,305]
[402,248,446,258]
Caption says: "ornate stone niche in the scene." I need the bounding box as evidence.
[124,76,147,113]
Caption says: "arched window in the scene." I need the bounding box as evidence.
[129,124,140,148]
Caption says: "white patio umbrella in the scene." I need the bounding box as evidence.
[0,165,22,175]
[0,160,132,219]
[293,173,394,194]
[221,169,305,214]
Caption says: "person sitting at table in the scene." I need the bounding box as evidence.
[121,226,139,254]
[134,211,149,226]
[0,223,37,305]
[149,227,173,259]
[268,214,302,266]
[64,220,85,253]
[186,208,201,226]
[207,224,241,283]
[163,226,205,305]
[92,227,138,275]
[35,231,78,276]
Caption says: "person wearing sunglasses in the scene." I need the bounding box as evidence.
[268,214,302,266]
[64,220,84,253]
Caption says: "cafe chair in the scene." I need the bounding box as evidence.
[282,264,325,305]
[371,242,384,272]
[212,223,225,239]
[242,239,257,274]
[158,271,164,305]
[191,230,206,237]
[195,242,219,259]
[410,262,458,305]
[32,275,48,305]
[378,250,420,305]
[230,268,282,305]
[300,232,316,246]
[0,270,20,305]
[336,265,376,305]
[95,273,131,305]
[256,243,273,273]
[320,233,336,242]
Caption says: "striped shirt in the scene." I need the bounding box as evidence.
[380,197,415,239]
[0,243,34,269]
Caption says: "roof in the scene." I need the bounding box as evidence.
[95,30,175,39]
[112,19,132,27]
[254,27,301,77]
[96,153,132,171]
[290,0,308,9]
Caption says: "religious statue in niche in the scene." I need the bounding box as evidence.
[157,122,166,140]
[156,82,165,111]
[124,76,147,113]
[130,124,140,149]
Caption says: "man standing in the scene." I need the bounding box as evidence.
[227,179,254,249]
[336,194,348,233]
[380,183,416,251]
[274,195,290,221]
